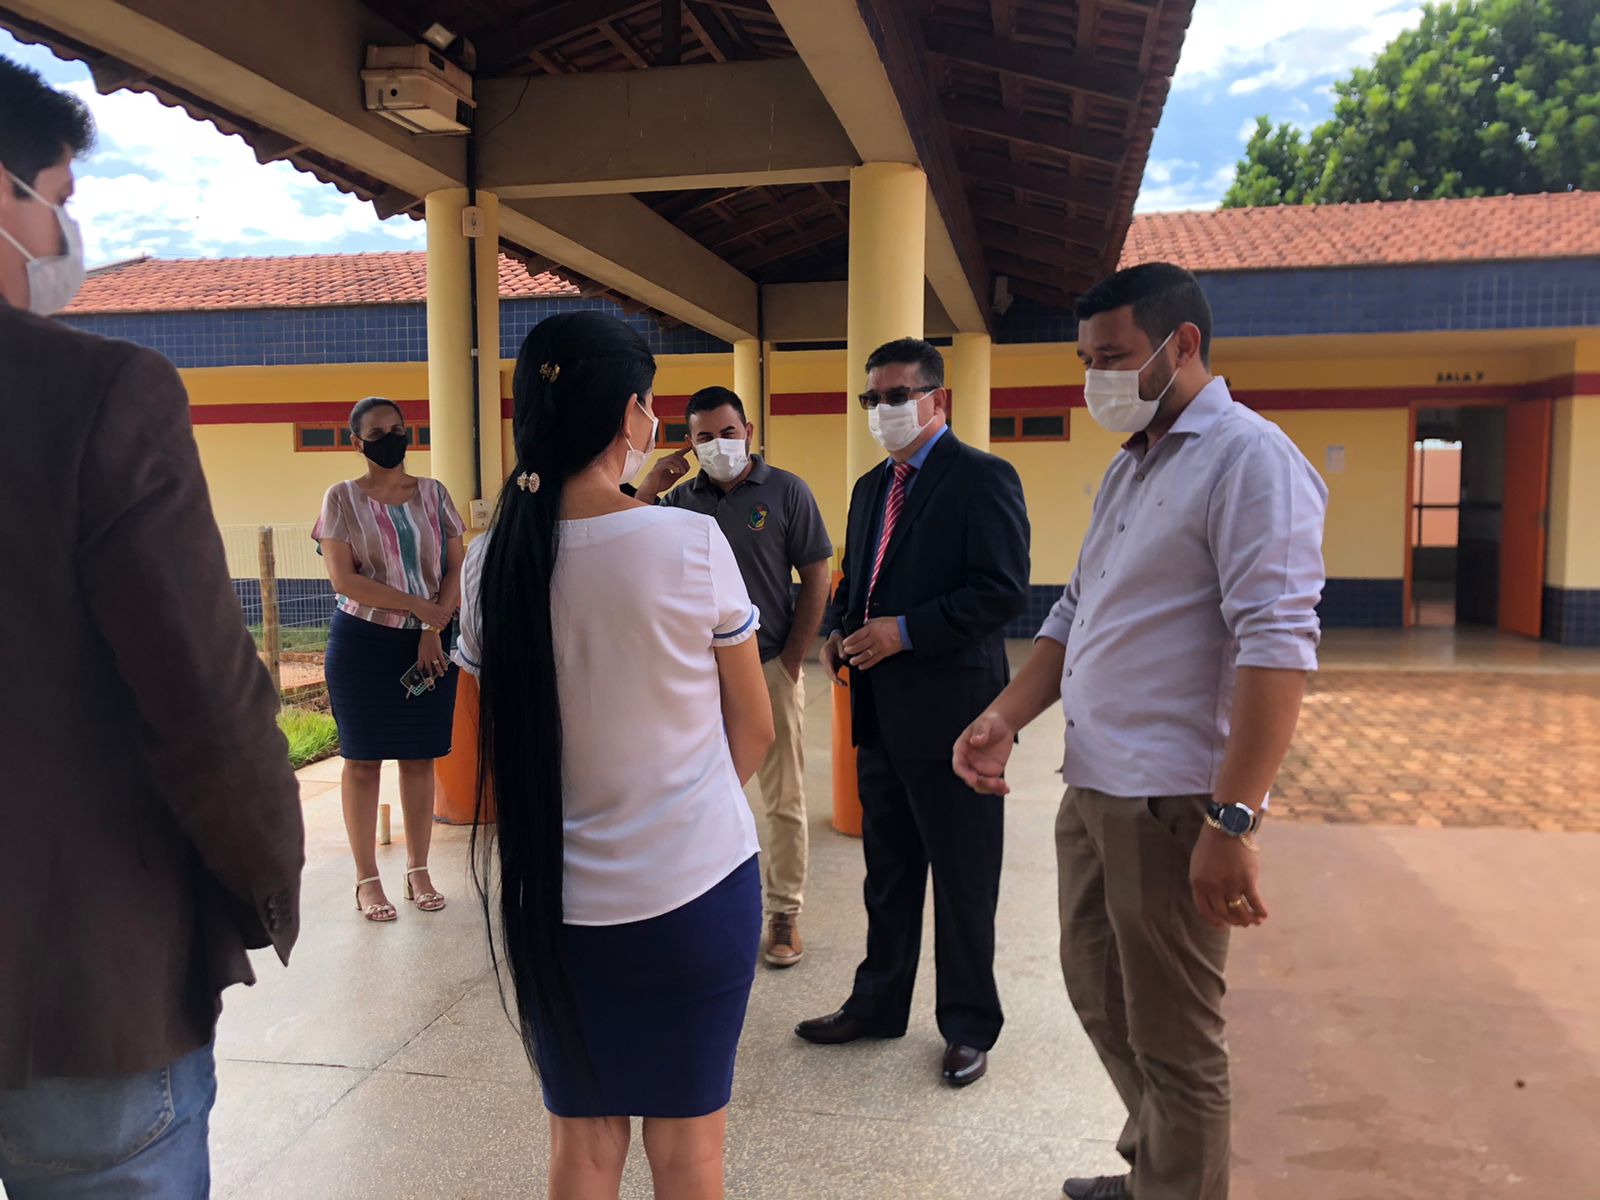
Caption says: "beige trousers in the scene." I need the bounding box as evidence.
[747,657,809,915]
[1057,786,1232,1200]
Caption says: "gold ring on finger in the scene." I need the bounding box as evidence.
[1226,897,1247,909]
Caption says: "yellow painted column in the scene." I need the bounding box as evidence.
[949,331,992,453]
[846,163,927,490]
[733,337,763,452]
[472,193,503,515]
[426,188,501,530]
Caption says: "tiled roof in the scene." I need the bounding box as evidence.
[66,251,579,314]
[1120,191,1600,272]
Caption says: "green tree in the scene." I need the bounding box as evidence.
[1221,0,1600,207]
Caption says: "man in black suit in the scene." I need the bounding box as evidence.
[796,337,1030,1087]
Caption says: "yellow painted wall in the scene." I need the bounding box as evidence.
[194,424,428,530]
[1270,410,1410,578]
[1548,390,1600,589]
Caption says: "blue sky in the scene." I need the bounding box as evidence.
[1,1,1423,263]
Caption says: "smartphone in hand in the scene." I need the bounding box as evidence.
[400,663,435,697]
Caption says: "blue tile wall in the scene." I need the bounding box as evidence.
[64,305,429,368]
[63,297,729,369]
[1543,586,1600,646]
[498,297,730,359]
[994,257,1600,345]
[1315,578,1405,628]
[233,578,338,630]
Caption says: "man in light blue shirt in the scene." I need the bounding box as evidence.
[953,263,1327,1200]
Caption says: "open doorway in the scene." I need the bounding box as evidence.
[1407,401,1550,637]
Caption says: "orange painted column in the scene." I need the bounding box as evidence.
[435,670,493,825]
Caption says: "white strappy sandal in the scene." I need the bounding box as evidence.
[355,875,397,923]
[404,866,446,912]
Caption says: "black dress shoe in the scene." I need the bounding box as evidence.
[794,1010,896,1045]
[1062,1174,1130,1199]
[941,1043,987,1087]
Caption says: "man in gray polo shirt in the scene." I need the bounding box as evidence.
[637,386,834,968]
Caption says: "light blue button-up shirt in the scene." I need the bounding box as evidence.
[871,425,947,650]
[1038,378,1328,798]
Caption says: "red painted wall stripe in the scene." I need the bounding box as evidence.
[190,399,429,425]
[496,393,691,420]
[188,374,1599,426]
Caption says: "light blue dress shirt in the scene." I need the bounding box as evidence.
[866,425,947,650]
[1038,378,1328,798]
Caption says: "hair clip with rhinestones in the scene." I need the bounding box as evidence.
[538,362,560,382]
[516,471,541,494]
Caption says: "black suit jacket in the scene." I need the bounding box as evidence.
[824,430,1030,757]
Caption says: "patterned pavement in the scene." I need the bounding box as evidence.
[1274,671,1600,832]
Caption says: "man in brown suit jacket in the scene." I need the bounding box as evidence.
[0,57,304,1197]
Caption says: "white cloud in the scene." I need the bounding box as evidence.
[1134,164,1237,214]
[1142,157,1201,186]
[1174,0,1422,95]
[63,83,423,265]
[1237,117,1260,143]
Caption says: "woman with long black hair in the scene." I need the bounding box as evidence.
[454,312,774,1199]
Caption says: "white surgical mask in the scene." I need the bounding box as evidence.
[695,437,750,483]
[618,398,658,486]
[868,395,931,454]
[0,172,86,316]
[1082,331,1177,434]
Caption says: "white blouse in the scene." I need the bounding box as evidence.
[454,506,761,925]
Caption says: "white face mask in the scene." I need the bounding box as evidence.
[618,398,658,486]
[1082,331,1177,434]
[868,394,931,454]
[0,172,86,316]
[695,436,750,483]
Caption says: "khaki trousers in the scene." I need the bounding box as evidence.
[1056,787,1232,1200]
[747,657,809,915]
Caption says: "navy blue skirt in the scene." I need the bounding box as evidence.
[324,609,458,761]
[538,855,761,1119]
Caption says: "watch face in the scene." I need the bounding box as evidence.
[1220,805,1255,835]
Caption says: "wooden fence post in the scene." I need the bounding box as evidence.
[258,525,281,695]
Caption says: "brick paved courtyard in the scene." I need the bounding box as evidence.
[1274,670,1600,832]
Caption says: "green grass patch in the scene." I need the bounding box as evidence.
[278,707,339,769]
[251,624,330,654]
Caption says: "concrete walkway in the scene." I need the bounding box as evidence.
[187,642,1600,1196]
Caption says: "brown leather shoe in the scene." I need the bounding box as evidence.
[1062,1174,1131,1199]
[942,1043,988,1087]
[764,912,804,968]
[794,1010,897,1044]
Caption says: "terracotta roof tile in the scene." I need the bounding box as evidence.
[1120,191,1600,273]
[66,250,578,314]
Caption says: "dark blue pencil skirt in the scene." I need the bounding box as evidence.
[324,609,458,762]
[538,855,761,1119]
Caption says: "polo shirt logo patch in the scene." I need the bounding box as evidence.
[747,503,770,531]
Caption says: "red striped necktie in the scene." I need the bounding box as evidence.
[867,461,915,607]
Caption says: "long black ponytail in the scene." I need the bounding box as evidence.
[470,311,656,1101]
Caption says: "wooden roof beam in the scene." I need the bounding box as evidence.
[972,195,1108,247]
[986,249,1097,297]
[924,20,1146,105]
[957,148,1116,210]
[704,192,835,248]
[944,98,1126,167]
[480,0,652,75]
